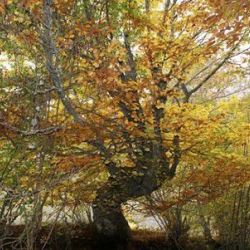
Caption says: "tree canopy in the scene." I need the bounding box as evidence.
[0,0,249,249]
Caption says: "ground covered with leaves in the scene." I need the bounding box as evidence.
[1,224,222,250]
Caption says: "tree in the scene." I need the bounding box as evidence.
[0,0,249,247]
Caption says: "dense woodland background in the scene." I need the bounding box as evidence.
[0,0,249,249]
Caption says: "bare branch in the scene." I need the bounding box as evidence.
[188,55,231,96]
[0,121,61,136]
[184,39,243,102]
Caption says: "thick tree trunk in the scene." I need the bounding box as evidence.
[92,181,131,249]
[92,135,180,248]
[92,167,162,248]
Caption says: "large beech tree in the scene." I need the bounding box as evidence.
[0,0,249,247]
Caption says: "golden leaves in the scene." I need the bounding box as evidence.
[55,155,101,172]
[0,2,5,13]
[1,0,249,212]
[20,0,42,8]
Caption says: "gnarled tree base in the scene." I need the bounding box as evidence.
[92,169,162,248]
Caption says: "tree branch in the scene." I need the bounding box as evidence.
[42,0,85,125]
[184,40,242,102]
[0,121,61,136]
[169,135,181,177]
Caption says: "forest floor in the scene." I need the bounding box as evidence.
[1,224,217,250]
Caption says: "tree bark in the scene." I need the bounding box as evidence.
[92,178,131,249]
[92,166,167,248]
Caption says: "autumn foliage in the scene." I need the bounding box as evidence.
[0,0,249,249]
